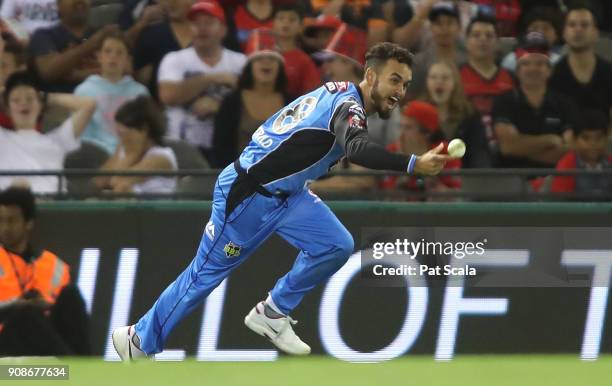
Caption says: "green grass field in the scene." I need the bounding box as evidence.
[2,355,611,386]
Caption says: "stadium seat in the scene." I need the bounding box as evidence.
[164,140,216,199]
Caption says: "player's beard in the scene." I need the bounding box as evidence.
[370,79,391,119]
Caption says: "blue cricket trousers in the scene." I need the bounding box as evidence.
[135,163,354,355]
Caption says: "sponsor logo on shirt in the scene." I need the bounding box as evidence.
[223,242,242,258]
[205,221,215,241]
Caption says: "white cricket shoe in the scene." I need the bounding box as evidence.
[112,325,148,361]
[244,301,311,355]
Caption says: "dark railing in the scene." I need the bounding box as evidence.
[2,169,612,201]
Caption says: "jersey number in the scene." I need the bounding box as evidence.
[272,96,318,135]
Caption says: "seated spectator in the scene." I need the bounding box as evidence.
[393,0,477,51]
[132,0,195,99]
[158,1,246,165]
[0,186,90,356]
[407,2,466,99]
[551,109,612,198]
[28,0,121,93]
[471,0,521,37]
[1,0,59,36]
[502,6,564,72]
[305,0,388,46]
[420,60,492,168]
[0,72,96,193]
[269,4,321,99]
[75,32,149,155]
[0,34,27,128]
[232,0,274,50]
[549,5,612,116]
[95,96,178,194]
[460,15,515,156]
[381,101,461,199]
[214,37,288,168]
[302,14,343,57]
[492,32,573,169]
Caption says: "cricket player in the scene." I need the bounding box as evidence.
[113,38,453,359]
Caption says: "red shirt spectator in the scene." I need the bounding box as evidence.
[460,63,514,134]
[233,1,274,51]
[472,0,521,37]
[551,110,612,196]
[380,101,462,196]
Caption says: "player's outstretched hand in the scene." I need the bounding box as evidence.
[413,143,455,176]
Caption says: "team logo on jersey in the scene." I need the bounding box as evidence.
[272,96,318,134]
[224,242,242,258]
[205,221,215,241]
[348,103,366,129]
[324,81,349,93]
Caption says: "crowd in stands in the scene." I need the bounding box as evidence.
[0,0,610,200]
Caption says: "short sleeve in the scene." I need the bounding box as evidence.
[46,118,80,153]
[146,147,178,170]
[28,28,58,57]
[157,52,184,82]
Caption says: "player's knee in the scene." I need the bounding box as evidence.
[335,231,354,261]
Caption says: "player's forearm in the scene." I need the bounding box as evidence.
[346,139,411,172]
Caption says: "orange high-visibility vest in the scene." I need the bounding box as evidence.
[0,246,70,306]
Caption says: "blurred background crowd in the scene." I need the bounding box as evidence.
[0,0,611,201]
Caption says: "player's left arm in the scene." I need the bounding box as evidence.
[331,101,452,175]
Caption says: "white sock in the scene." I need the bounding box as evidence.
[265,294,285,316]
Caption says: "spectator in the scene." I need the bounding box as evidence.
[0,35,27,128]
[232,0,274,51]
[549,5,612,116]
[306,0,388,46]
[471,0,521,37]
[407,2,466,99]
[0,72,96,193]
[460,15,514,154]
[551,109,612,197]
[132,0,196,99]
[393,0,477,51]
[0,186,90,356]
[1,0,59,36]
[381,101,462,199]
[502,6,564,72]
[74,32,149,155]
[421,60,491,168]
[119,0,166,49]
[214,36,288,168]
[270,4,321,99]
[492,32,573,169]
[302,14,343,56]
[158,1,246,164]
[28,0,121,93]
[94,96,178,194]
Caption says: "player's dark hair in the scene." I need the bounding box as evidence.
[273,3,305,20]
[365,42,413,71]
[0,187,36,221]
[115,96,166,146]
[466,15,498,37]
[572,109,610,136]
[238,58,288,92]
[3,71,40,104]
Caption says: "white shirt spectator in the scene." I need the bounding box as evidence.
[0,118,79,193]
[117,146,179,194]
[1,0,59,35]
[158,47,246,150]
